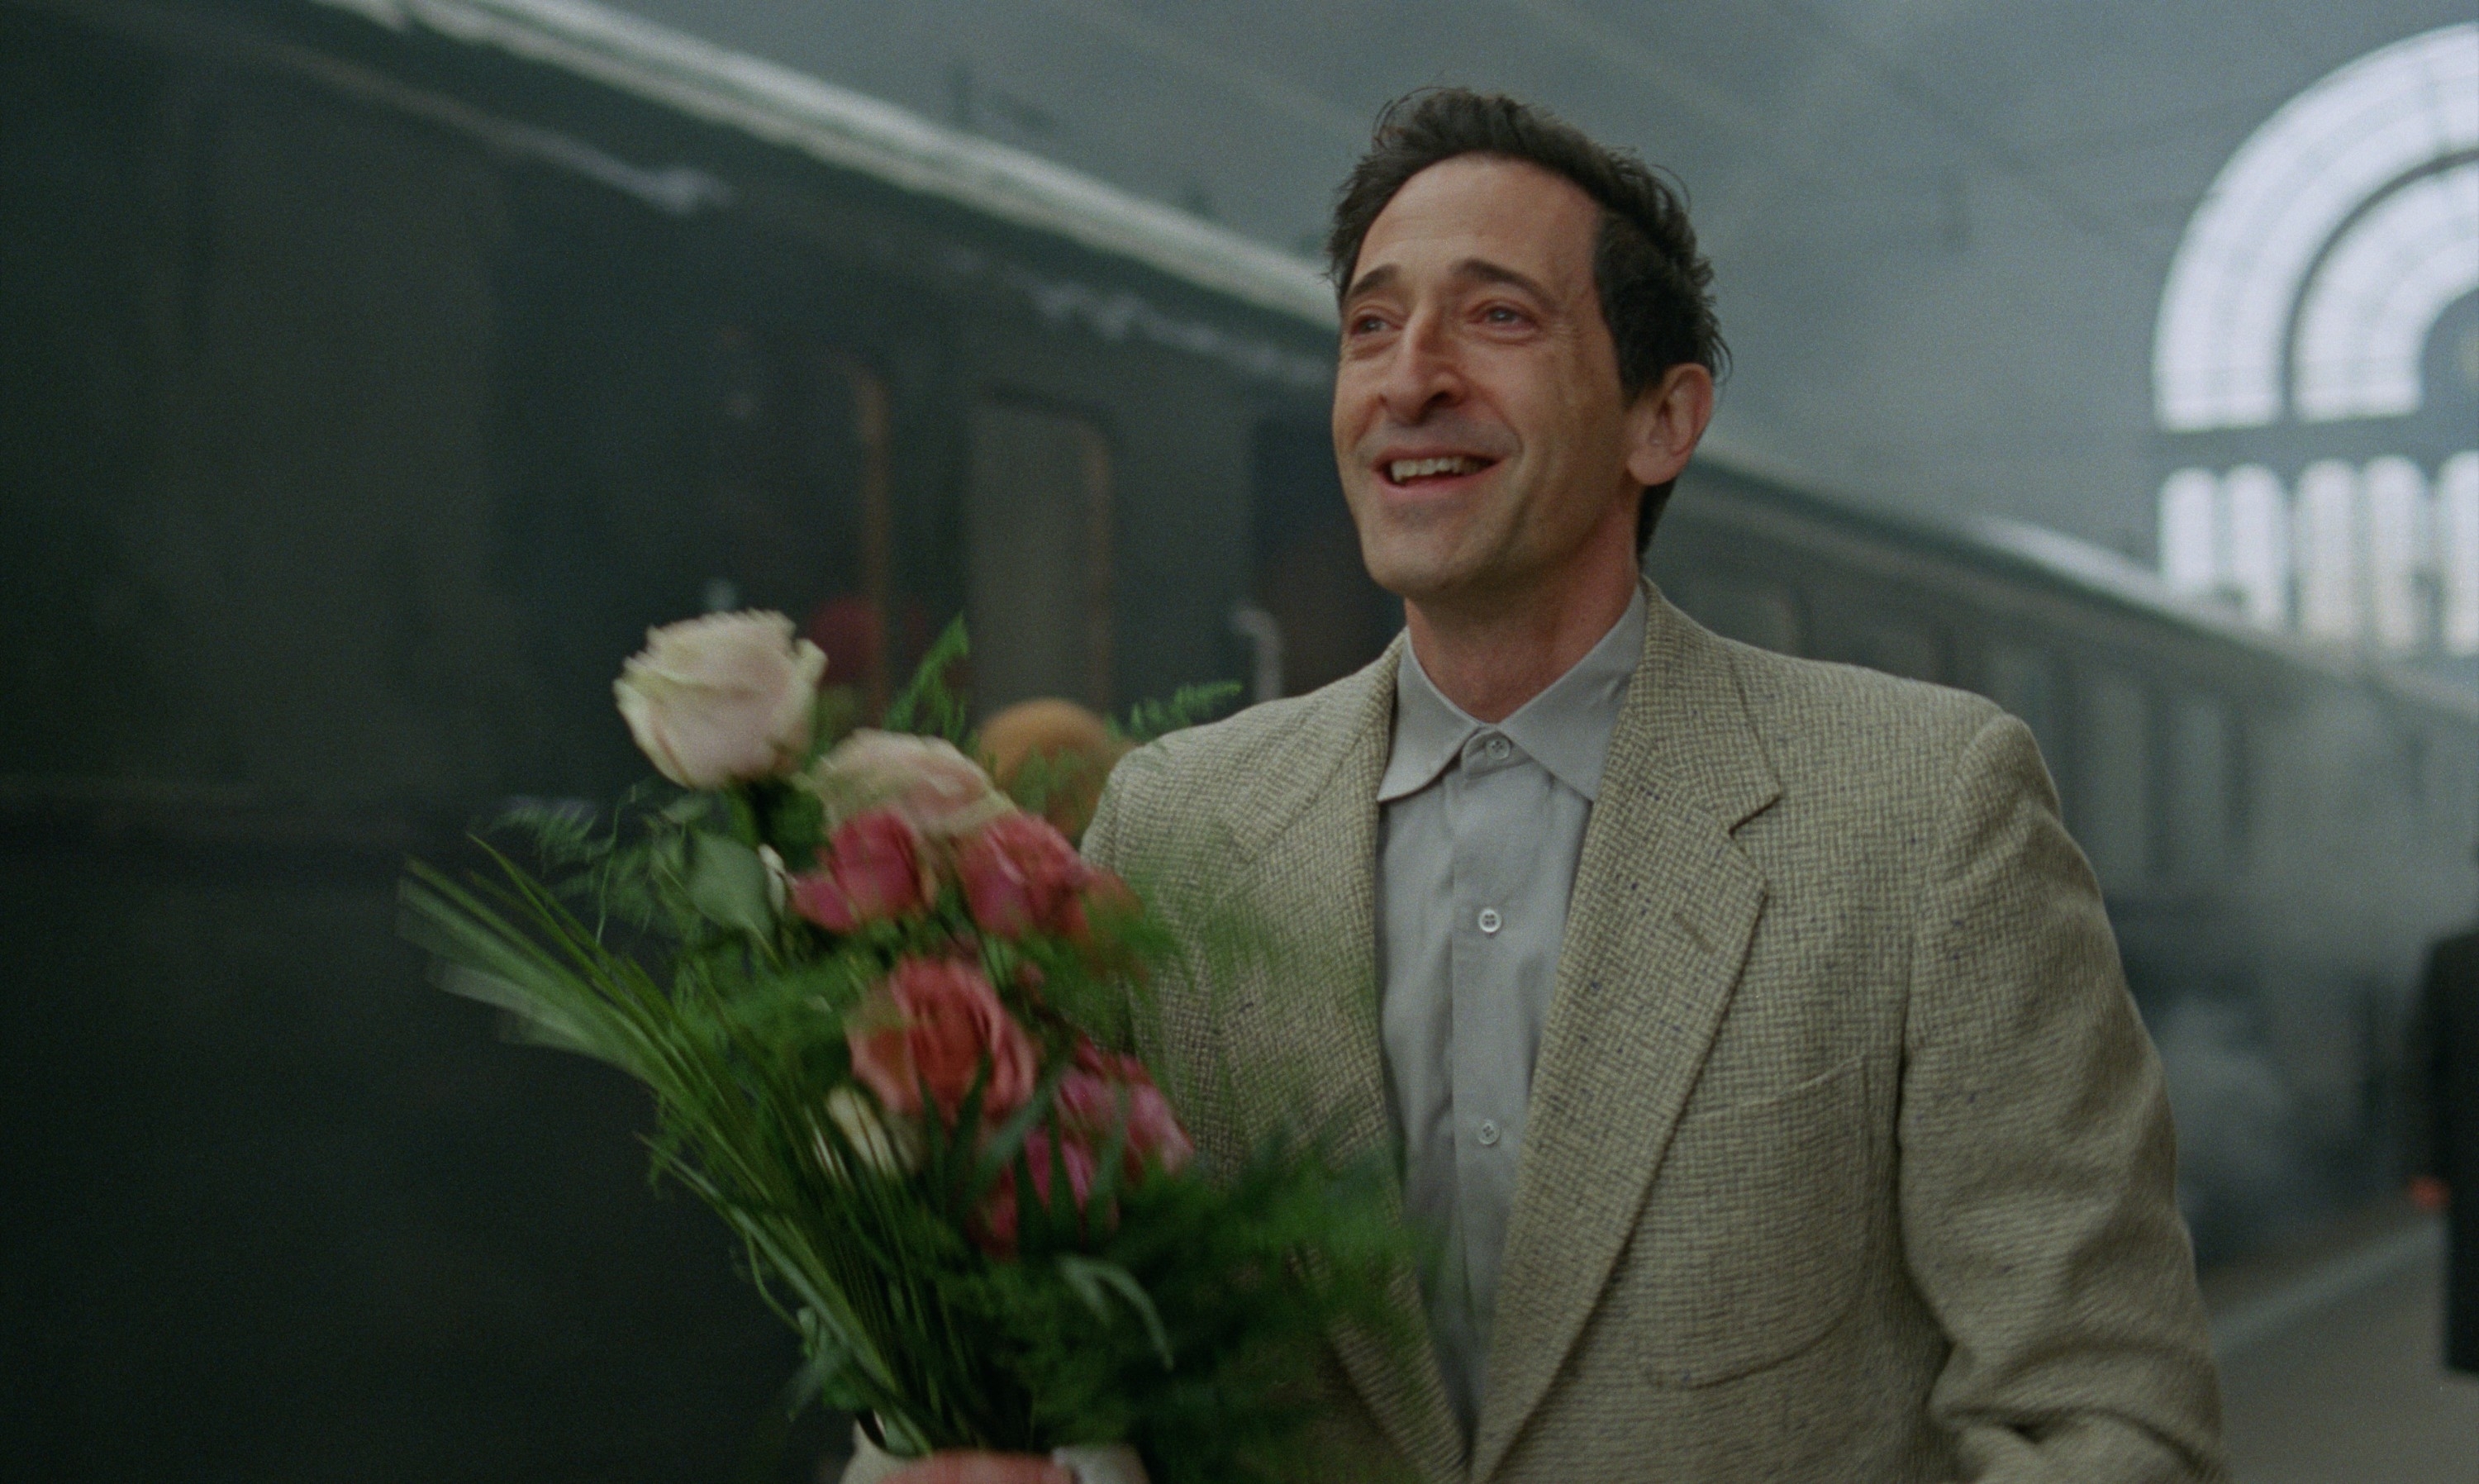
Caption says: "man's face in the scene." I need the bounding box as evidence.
[1332,155,1645,609]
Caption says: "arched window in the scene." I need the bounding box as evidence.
[2293,164,2479,422]
[2293,462,2360,643]
[2151,24,2479,662]
[2153,25,2477,431]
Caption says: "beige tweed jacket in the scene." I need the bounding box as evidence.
[1081,583,2226,1484]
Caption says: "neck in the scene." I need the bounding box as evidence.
[1403,550,1639,722]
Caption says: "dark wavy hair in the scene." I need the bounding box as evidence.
[1325,88,1727,553]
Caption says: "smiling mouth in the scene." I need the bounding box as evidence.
[1383,454,1496,486]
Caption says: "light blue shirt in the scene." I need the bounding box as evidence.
[1375,588,1644,1438]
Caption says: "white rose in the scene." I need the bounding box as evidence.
[806,729,1016,837]
[614,611,826,788]
[816,1085,923,1178]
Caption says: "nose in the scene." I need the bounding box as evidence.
[1377,307,1465,424]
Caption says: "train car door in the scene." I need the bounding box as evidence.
[966,399,1112,714]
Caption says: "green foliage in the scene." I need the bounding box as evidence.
[1115,683,1242,746]
[880,617,973,744]
[402,773,1412,1482]
[808,684,867,764]
[684,833,773,941]
[993,745,1097,825]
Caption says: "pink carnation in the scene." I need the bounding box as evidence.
[1056,1040,1194,1180]
[974,1127,1100,1256]
[955,812,1092,939]
[789,808,932,932]
[845,958,1036,1125]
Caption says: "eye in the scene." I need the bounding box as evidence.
[1346,311,1392,336]
[1480,303,1530,326]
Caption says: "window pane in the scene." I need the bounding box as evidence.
[1983,641,2064,786]
[2165,694,2234,877]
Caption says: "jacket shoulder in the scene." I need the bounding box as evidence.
[1092,655,1387,860]
[1720,635,2008,763]
[1111,685,1333,804]
[1677,626,2050,848]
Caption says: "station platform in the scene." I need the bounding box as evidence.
[2210,1202,2477,1482]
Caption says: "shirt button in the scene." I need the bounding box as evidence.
[1484,736,1511,761]
[1477,907,1502,935]
[1476,1119,1501,1146]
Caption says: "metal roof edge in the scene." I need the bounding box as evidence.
[308,0,1341,327]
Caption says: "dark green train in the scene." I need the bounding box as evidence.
[5,1,2473,1478]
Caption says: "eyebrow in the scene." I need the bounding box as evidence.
[1342,256,1555,308]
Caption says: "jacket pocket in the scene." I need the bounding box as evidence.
[1618,1055,1874,1387]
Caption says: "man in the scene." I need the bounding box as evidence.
[885,89,2224,1483]
[2409,860,2479,1377]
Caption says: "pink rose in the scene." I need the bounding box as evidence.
[845,958,1037,1125]
[956,812,1092,939]
[975,1127,1100,1256]
[614,611,825,787]
[807,730,1014,838]
[788,809,932,932]
[1057,1040,1194,1180]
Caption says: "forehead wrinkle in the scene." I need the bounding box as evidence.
[1342,254,1563,313]
[1451,256,1556,302]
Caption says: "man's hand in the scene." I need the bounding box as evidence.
[2409,1175,2450,1213]
[882,1453,1072,1484]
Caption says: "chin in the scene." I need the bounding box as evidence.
[1363,555,1473,607]
[1355,522,1498,606]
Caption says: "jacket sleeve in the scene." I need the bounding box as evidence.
[1898,712,2228,1482]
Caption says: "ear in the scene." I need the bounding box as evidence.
[1623,363,1715,490]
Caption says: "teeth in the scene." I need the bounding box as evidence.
[1389,455,1484,482]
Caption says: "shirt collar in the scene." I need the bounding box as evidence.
[1378,585,1645,804]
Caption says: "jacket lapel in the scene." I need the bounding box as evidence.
[1217,639,1469,1483]
[1469,590,1781,1483]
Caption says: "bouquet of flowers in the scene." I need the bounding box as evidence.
[400,612,1406,1482]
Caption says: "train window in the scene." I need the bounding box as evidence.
[1672,572,1803,655]
[2077,668,2150,887]
[698,337,893,708]
[1982,641,2065,780]
[2164,695,2234,878]
[967,400,1112,714]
